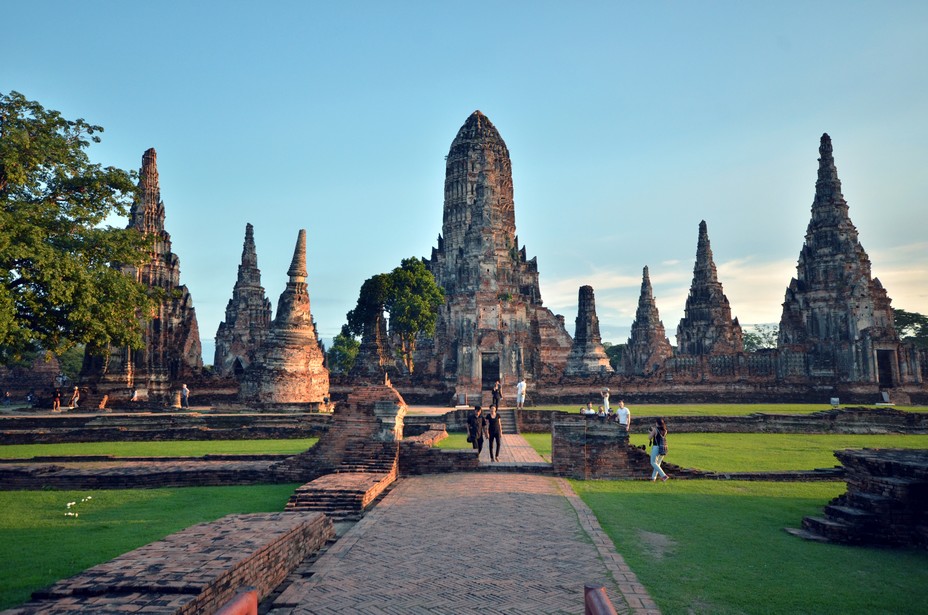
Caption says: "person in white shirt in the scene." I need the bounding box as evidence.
[515,378,527,410]
[601,387,610,412]
[615,400,631,431]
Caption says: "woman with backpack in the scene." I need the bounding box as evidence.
[648,417,669,482]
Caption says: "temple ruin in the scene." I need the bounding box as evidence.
[213,223,272,378]
[239,229,329,405]
[778,134,919,387]
[80,148,203,402]
[623,266,674,376]
[564,285,613,376]
[418,111,573,396]
[676,220,744,355]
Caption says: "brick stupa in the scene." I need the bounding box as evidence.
[676,220,744,355]
[624,266,674,375]
[81,148,202,402]
[239,229,329,405]
[778,134,912,385]
[564,285,613,376]
[419,111,572,394]
[213,223,272,378]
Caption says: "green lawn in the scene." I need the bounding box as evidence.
[0,438,318,459]
[0,485,300,610]
[539,403,928,415]
[574,480,928,614]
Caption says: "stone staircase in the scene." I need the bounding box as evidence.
[787,449,928,548]
[498,409,519,434]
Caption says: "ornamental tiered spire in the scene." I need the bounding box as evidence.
[624,267,673,375]
[564,285,613,375]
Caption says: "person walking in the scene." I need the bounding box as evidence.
[486,406,503,462]
[515,377,526,410]
[601,387,610,412]
[616,400,631,432]
[181,384,190,408]
[68,386,80,409]
[648,417,669,482]
[52,388,61,412]
[491,380,502,411]
[466,405,487,455]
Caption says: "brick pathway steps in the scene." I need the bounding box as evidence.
[285,471,395,521]
[267,473,660,614]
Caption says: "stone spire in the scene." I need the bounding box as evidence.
[213,223,273,378]
[420,111,572,392]
[624,266,674,375]
[81,148,203,402]
[564,285,613,375]
[351,312,395,379]
[779,134,902,384]
[239,229,329,405]
[676,220,743,355]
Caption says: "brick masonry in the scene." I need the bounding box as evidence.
[5,512,334,615]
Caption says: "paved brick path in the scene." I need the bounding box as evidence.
[269,467,660,614]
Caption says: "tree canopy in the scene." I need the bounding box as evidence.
[743,324,778,352]
[893,308,928,349]
[345,257,444,373]
[0,91,156,364]
[326,324,361,374]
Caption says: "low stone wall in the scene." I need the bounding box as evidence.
[8,512,334,614]
[0,412,331,444]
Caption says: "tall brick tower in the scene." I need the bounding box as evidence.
[624,266,674,375]
[778,134,915,386]
[419,111,572,395]
[676,220,744,355]
[81,148,202,402]
[214,223,272,377]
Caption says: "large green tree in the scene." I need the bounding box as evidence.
[893,308,928,349]
[0,91,155,364]
[345,257,444,374]
[743,324,778,352]
[326,324,361,374]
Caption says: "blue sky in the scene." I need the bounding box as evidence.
[4,1,927,362]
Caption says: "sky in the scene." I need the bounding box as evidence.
[4,1,927,362]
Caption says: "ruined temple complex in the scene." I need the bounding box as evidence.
[80,148,202,402]
[417,111,573,396]
[213,223,272,378]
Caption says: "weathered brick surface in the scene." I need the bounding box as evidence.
[6,512,334,614]
[267,474,659,614]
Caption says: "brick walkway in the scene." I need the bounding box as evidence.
[269,467,660,614]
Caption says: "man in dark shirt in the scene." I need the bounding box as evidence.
[466,405,486,455]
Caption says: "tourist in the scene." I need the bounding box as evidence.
[486,406,503,462]
[515,377,526,410]
[616,400,631,432]
[580,401,595,415]
[601,387,610,412]
[648,417,669,482]
[491,380,502,411]
[181,384,190,408]
[52,388,61,412]
[130,388,139,402]
[68,386,80,409]
[466,405,486,455]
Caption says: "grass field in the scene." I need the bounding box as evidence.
[574,480,928,614]
[540,403,928,415]
[0,438,318,459]
[0,484,300,610]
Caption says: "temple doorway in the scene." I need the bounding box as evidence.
[481,353,500,392]
[877,350,895,388]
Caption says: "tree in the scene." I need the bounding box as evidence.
[893,308,928,349]
[603,342,626,371]
[345,257,444,374]
[743,324,778,352]
[327,324,361,374]
[0,91,156,364]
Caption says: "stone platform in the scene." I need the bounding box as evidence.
[4,512,334,615]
